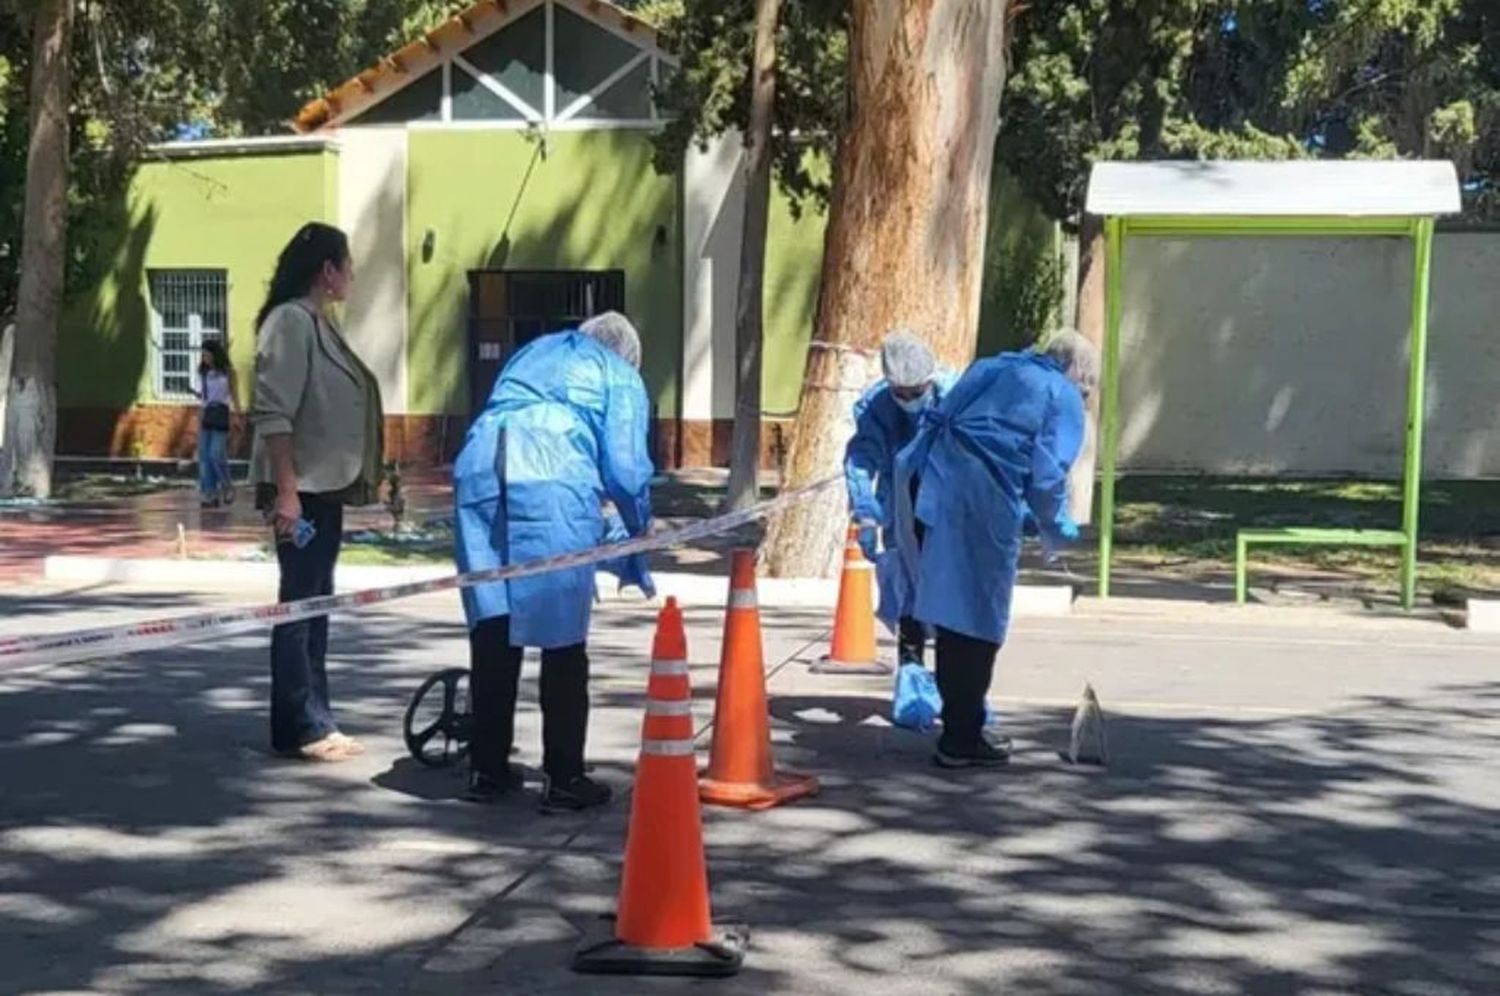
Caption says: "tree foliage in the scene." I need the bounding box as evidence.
[5,0,1500,320]
[1001,0,1500,227]
[648,0,846,210]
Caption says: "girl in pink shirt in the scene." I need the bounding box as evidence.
[197,340,235,507]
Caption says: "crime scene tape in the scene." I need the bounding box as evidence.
[0,475,844,672]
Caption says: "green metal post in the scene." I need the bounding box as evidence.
[1235,534,1248,605]
[1400,217,1436,609]
[1097,218,1125,598]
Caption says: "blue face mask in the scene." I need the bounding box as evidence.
[895,388,933,416]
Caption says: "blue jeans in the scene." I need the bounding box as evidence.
[198,427,230,499]
[270,493,344,753]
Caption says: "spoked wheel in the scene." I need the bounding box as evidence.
[404,667,473,768]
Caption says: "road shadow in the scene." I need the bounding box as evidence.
[1,595,1498,994]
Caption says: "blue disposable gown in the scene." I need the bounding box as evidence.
[891,352,1085,646]
[844,373,956,548]
[845,375,954,631]
[453,331,654,648]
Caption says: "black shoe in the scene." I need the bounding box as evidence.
[983,730,1014,754]
[539,773,613,813]
[462,768,523,804]
[933,738,1012,770]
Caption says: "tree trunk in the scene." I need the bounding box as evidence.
[763,0,1008,578]
[1,0,72,499]
[721,0,783,512]
[1066,212,1105,525]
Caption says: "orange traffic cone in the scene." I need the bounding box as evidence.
[699,550,820,809]
[573,598,747,977]
[811,524,890,675]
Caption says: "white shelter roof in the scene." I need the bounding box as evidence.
[1086,160,1461,218]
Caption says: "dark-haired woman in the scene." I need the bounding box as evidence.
[197,340,236,508]
[250,222,384,763]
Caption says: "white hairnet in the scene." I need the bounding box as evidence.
[881,330,936,388]
[1040,329,1100,398]
[578,311,642,369]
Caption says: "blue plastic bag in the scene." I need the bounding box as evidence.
[892,662,999,732]
[892,662,942,731]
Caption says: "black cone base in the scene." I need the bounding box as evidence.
[571,915,749,978]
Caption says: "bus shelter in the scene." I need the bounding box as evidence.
[1085,160,1462,609]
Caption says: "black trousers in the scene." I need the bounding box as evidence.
[899,498,931,667]
[898,617,927,666]
[469,615,590,782]
[934,626,999,755]
[270,493,344,753]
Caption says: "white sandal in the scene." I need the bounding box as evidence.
[328,731,366,756]
[299,735,358,763]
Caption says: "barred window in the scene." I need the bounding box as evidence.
[148,269,228,401]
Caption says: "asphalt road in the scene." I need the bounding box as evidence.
[2,581,1497,995]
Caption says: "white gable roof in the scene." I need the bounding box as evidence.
[1086,160,1461,218]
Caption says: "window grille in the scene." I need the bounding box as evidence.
[148,269,228,401]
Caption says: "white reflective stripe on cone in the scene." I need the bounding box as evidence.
[645,699,693,716]
[728,590,758,610]
[844,562,874,572]
[641,738,697,757]
[651,659,689,675]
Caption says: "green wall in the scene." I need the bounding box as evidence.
[58,131,1055,439]
[61,149,337,407]
[405,129,681,417]
[762,189,827,415]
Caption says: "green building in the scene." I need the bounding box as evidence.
[59,0,1055,470]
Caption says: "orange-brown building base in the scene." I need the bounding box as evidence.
[57,407,793,472]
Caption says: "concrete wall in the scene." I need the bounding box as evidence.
[1117,231,1500,478]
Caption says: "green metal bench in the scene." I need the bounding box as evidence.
[1234,527,1408,604]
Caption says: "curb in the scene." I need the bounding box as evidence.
[43,556,450,592]
[41,555,1075,618]
[1466,599,1500,632]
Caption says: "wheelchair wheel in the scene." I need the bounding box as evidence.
[403,667,472,768]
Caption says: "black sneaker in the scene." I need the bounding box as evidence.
[983,730,1014,754]
[540,774,613,813]
[933,738,1012,770]
[462,768,523,804]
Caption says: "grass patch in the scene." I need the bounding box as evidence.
[49,472,191,503]
[1100,477,1500,596]
[337,542,450,566]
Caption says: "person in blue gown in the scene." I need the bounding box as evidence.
[844,330,954,668]
[892,330,1098,769]
[453,312,655,810]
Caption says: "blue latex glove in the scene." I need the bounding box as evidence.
[597,510,655,598]
[857,522,879,562]
[1041,515,1080,565]
[601,509,630,546]
[615,552,657,599]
